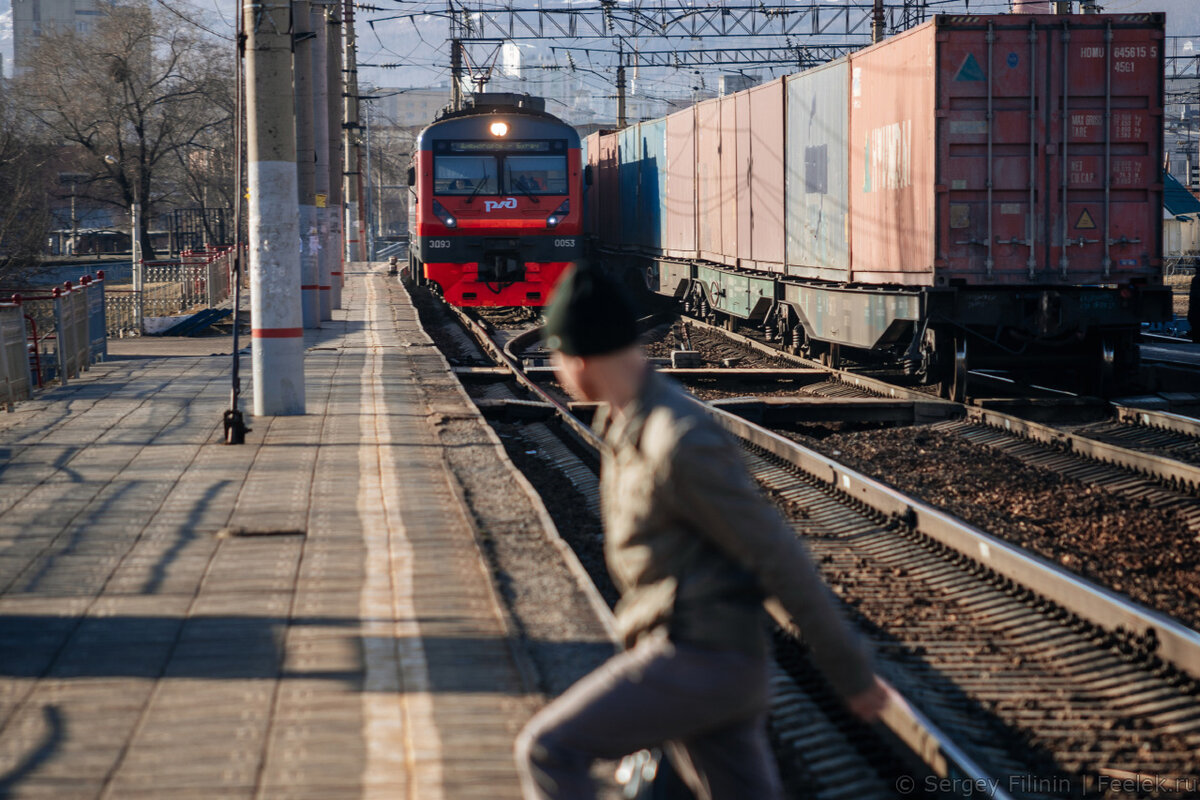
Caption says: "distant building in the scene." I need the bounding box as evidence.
[719,73,760,96]
[371,87,453,128]
[1164,170,1200,263]
[12,0,107,75]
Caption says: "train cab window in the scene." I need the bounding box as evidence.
[504,155,568,195]
[434,156,499,195]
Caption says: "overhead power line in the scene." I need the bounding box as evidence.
[551,43,862,70]
[372,2,920,41]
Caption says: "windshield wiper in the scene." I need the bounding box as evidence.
[463,159,491,204]
[512,176,540,205]
[463,179,487,204]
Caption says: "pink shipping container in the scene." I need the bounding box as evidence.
[665,108,697,257]
[720,96,740,264]
[696,99,724,262]
[583,132,600,241]
[594,132,622,246]
[747,79,787,272]
[848,13,1164,287]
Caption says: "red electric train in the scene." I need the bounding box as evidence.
[406,93,583,307]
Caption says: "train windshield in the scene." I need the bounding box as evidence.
[504,156,568,195]
[434,156,499,195]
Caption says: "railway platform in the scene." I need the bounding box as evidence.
[0,264,612,799]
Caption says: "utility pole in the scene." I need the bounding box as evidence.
[312,1,333,320]
[245,0,305,415]
[342,0,364,262]
[872,0,885,44]
[616,42,626,128]
[327,1,345,306]
[294,0,321,329]
[451,38,464,110]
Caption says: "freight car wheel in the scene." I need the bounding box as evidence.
[935,337,968,403]
[950,337,968,403]
[1093,337,1117,397]
[820,344,842,370]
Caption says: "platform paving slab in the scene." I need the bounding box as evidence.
[0,264,567,798]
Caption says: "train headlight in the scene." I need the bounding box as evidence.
[432,199,457,228]
[545,198,569,229]
[490,121,509,137]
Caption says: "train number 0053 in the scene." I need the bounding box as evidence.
[554,238,576,248]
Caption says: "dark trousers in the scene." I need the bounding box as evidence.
[515,630,783,800]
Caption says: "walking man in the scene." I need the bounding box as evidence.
[516,266,888,800]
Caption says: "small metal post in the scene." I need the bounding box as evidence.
[131,195,143,334]
[70,183,78,256]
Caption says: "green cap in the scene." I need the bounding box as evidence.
[542,265,639,356]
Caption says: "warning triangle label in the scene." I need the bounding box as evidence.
[955,53,986,82]
[1075,209,1097,230]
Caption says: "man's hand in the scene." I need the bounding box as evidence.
[847,677,890,722]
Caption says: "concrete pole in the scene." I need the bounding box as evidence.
[343,0,364,262]
[364,102,375,260]
[246,0,305,415]
[293,0,320,328]
[327,2,345,306]
[312,2,333,319]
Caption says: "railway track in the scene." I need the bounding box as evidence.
[417,288,1200,799]
[660,314,1200,490]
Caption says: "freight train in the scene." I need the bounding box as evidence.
[584,12,1172,399]
[406,93,583,307]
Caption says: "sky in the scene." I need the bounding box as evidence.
[0,0,1194,90]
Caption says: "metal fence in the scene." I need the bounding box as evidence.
[1165,257,1198,277]
[6,274,108,394]
[0,246,241,407]
[0,302,33,411]
[107,246,241,337]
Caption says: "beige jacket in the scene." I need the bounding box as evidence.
[597,371,875,698]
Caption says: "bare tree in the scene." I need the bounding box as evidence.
[0,98,52,286]
[14,1,233,259]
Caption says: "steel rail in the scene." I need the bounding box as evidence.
[679,313,962,405]
[967,405,1200,492]
[710,405,1200,681]
[1113,405,1200,439]
[684,312,1200,490]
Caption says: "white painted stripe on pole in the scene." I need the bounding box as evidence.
[249,160,305,416]
[345,204,359,262]
[318,207,333,320]
[330,213,344,309]
[359,270,445,800]
[300,203,320,328]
